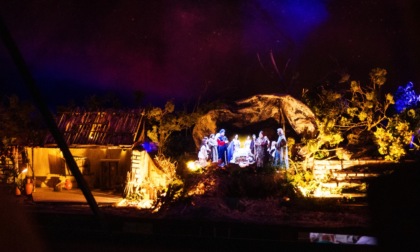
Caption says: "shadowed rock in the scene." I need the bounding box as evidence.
[192,94,318,148]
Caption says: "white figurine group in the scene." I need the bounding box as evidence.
[197,128,289,169]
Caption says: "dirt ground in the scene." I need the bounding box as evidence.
[1,181,380,251]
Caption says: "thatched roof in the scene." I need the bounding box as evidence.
[44,109,146,146]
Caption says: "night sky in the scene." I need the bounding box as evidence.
[1,0,419,109]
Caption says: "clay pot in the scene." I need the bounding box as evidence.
[15,186,21,196]
[64,179,73,190]
[25,178,34,195]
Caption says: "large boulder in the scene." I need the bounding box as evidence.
[192,94,318,148]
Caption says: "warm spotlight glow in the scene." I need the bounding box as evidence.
[313,187,331,197]
[187,161,201,172]
[238,135,248,147]
[137,200,154,209]
[298,186,308,197]
[22,168,28,173]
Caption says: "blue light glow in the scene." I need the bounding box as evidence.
[394,82,420,113]
[253,0,328,42]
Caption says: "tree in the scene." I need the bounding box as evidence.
[302,68,413,161]
[0,95,46,148]
[146,101,200,155]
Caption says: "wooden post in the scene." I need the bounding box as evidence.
[0,18,102,218]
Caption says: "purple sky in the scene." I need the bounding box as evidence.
[1,0,419,108]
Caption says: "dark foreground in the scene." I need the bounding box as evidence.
[2,195,377,252]
[3,161,420,251]
[32,212,379,252]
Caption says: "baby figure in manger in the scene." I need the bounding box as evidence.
[229,136,255,167]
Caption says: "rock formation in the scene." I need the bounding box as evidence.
[192,94,318,148]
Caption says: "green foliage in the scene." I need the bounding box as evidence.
[0,147,29,192]
[303,118,343,159]
[374,116,413,161]
[154,177,185,211]
[0,95,46,147]
[302,68,413,161]
[146,100,202,155]
[287,161,321,196]
[340,68,394,130]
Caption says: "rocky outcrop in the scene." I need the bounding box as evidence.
[192,94,318,148]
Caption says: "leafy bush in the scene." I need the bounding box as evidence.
[302,68,413,161]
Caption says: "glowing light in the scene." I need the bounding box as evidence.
[142,141,158,153]
[187,161,201,172]
[298,186,308,197]
[313,187,331,197]
[136,200,153,209]
[394,82,420,113]
[21,168,28,173]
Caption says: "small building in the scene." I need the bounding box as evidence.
[26,108,168,194]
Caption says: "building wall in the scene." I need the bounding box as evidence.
[25,146,132,189]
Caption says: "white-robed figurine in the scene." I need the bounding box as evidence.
[208,133,218,163]
[228,134,241,163]
[275,128,289,169]
[198,137,209,167]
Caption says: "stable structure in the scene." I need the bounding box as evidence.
[26,108,168,192]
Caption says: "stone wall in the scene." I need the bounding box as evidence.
[309,159,394,198]
[311,159,393,180]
